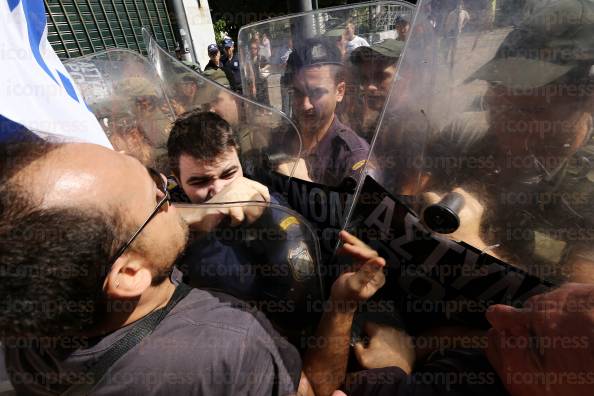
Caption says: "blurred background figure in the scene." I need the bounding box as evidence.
[260,32,272,61]
[442,0,470,63]
[221,38,242,93]
[204,43,233,88]
[344,20,370,55]
[395,16,411,41]
[114,77,173,150]
[249,38,271,106]
[276,37,294,115]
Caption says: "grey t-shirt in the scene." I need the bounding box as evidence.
[5,288,301,396]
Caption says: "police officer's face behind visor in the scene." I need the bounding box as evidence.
[485,83,594,162]
[39,144,188,290]
[291,65,346,136]
[359,63,397,112]
[209,91,239,128]
[180,81,197,99]
[178,148,243,204]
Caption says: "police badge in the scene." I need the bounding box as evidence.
[287,241,315,281]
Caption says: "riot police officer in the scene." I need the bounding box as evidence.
[282,37,371,186]
[346,39,404,141]
[426,0,594,284]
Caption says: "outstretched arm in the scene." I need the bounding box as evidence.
[303,231,386,396]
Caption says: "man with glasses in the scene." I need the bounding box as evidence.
[0,136,386,395]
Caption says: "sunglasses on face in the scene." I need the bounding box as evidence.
[110,167,170,264]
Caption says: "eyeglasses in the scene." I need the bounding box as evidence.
[110,167,170,264]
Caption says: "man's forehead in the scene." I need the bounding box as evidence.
[179,150,238,176]
[294,66,335,85]
[25,143,143,208]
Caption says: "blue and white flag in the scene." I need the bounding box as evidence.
[0,0,111,147]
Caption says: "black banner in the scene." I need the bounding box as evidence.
[270,172,555,328]
[349,176,554,328]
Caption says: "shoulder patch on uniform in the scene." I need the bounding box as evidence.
[352,159,367,171]
[280,216,300,231]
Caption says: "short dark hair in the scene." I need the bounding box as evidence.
[395,18,410,29]
[0,138,129,338]
[167,111,239,176]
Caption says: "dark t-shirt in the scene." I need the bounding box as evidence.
[5,287,301,395]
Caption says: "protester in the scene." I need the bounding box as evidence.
[0,136,386,396]
[331,283,594,396]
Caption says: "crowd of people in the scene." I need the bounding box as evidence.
[2,0,594,395]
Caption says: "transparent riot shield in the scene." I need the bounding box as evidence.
[175,201,324,346]
[238,1,416,188]
[142,29,305,193]
[64,50,175,171]
[342,0,594,329]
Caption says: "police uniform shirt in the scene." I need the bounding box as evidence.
[305,116,370,186]
[5,270,301,395]
[222,53,242,92]
[428,111,594,282]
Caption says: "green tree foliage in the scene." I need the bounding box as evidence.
[213,18,228,45]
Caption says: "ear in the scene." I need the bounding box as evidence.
[104,251,153,299]
[336,81,346,103]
